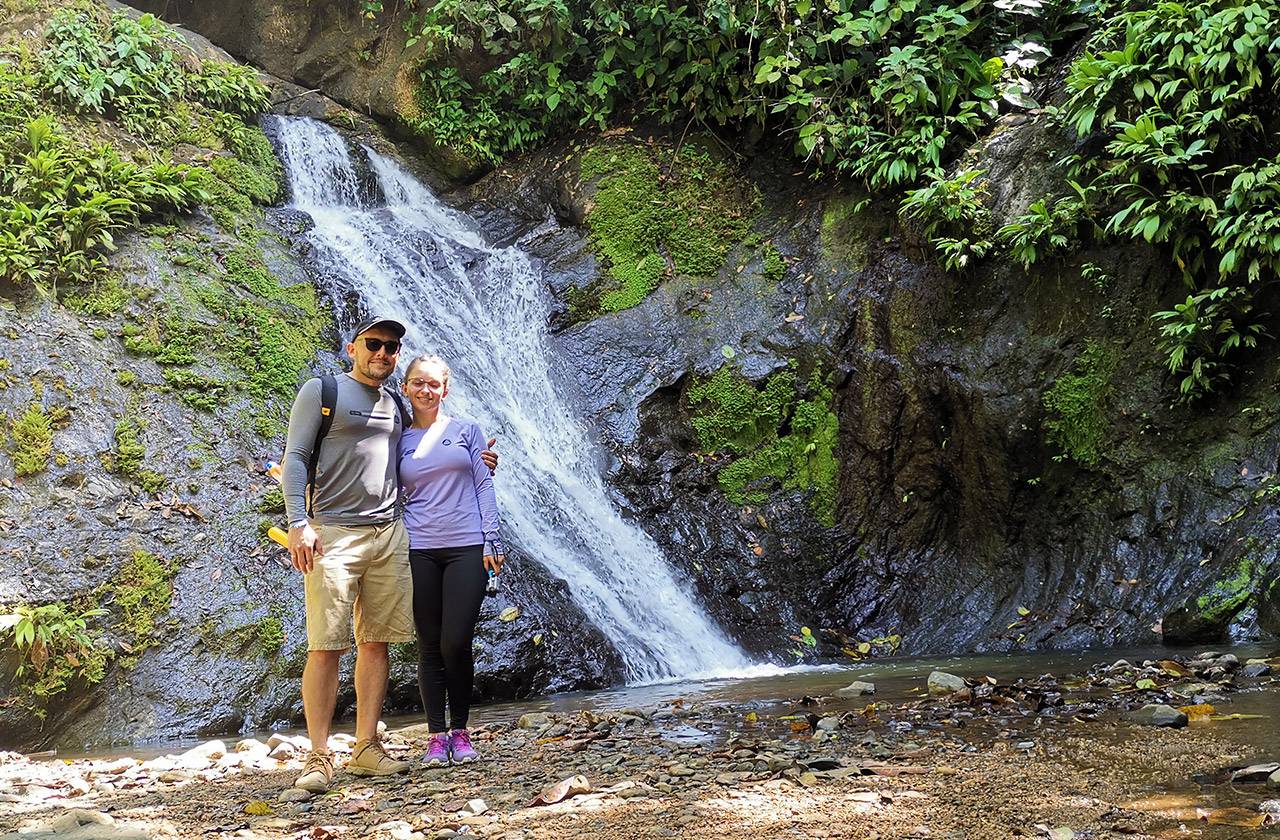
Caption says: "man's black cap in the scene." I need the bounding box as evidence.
[352,316,407,340]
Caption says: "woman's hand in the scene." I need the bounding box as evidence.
[481,437,498,474]
[483,553,505,576]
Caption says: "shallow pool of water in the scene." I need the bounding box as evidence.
[63,642,1278,765]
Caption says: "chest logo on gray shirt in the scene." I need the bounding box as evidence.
[348,409,400,423]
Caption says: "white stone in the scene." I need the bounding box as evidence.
[180,740,227,761]
[372,821,415,840]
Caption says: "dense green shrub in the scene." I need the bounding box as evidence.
[1019,0,1280,401]
[40,6,269,131]
[0,4,274,292]
[900,168,994,270]
[0,603,111,707]
[0,117,202,292]
[406,0,1085,177]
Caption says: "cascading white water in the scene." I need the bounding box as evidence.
[267,116,750,682]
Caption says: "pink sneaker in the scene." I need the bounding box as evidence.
[423,733,450,766]
[449,729,478,763]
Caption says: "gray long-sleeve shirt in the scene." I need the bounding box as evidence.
[282,374,405,527]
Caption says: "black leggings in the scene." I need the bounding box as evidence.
[409,545,486,732]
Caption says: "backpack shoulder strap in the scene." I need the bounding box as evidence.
[306,374,338,516]
[385,386,412,429]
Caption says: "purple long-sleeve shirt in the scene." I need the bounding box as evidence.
[398,418,503,553]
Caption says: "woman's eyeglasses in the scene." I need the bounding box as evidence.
[362,338,401,354]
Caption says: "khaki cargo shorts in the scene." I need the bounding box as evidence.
[304,520,414,651]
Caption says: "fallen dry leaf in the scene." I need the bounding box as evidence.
[527,774,592,807]
[1178,704,1215,720]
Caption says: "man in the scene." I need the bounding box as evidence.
[281,316,496,792]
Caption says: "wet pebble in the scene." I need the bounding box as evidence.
[1123,704,1188,728]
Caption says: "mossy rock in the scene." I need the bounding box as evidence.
[574,135,760,317]
[821,191,880,272]
[1162,553,1265,644]
[687,363,839,526]
[1257,572,1280,637]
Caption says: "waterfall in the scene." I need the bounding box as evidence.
[266,116,750,682]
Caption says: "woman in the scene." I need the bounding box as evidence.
[398,354,505,765]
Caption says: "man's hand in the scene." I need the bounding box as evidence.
[481,436,499,474]
[483,553,506,576]
[288,524,324,573]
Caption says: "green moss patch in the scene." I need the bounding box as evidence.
[121,315,202,366]
[576,138,759,315]
[821,192,876,271]
[162,368,231,411]
[62,276,132,317]
[1195,552,1261,625]
[198,610,287,659]
[104,418,165,494]
[1043,341,1117,467]
[9,403,53,476]
[257,486,285,513]
[688,364,839,525]
[762,245,786,282]
[106,549,178,663]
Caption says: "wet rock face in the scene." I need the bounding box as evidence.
[457,121,1280,661]
[0,277,321,751]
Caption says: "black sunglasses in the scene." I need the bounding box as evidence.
[362,337,401,354]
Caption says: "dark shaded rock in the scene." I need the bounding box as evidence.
[1261,575,1280,636]
[1124,704,1188,728]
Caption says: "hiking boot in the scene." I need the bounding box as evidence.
[294,750,335,792]
[423,732,450,766]
[347,738,410,776]
[449,729,479,763]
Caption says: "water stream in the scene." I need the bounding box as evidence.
[266,116,749,683]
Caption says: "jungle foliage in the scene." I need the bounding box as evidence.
[0,3,273,293]
[387,0,1279,402]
